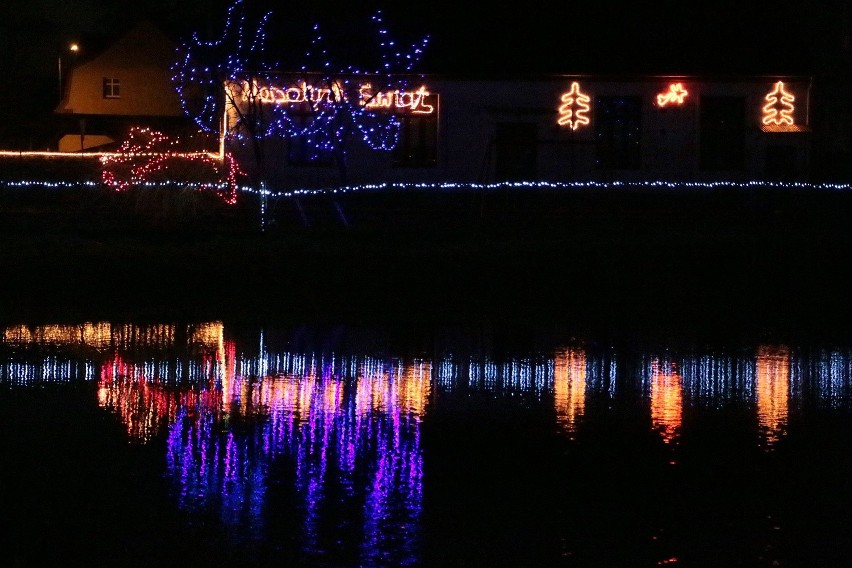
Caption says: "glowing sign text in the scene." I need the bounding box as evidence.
[656,83,688,107]
[557,82,590,130]
[359,84,434,114]
[227,80,435,114]
[762,81,795,127]
[228,80,344,105]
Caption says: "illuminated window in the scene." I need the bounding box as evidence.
[392,115,438,168]
[700,96,745,171]
[595,97,641,170]
[103,77,120,99]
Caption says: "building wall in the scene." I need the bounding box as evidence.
[60,63,181,117]
[244,75,812,190]
[55,20,185,150]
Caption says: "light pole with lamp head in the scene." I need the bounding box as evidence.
[58,43,80,102]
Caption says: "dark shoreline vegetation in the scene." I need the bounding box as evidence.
[3,181,852,345]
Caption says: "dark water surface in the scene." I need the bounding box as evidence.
[2,320,851,567]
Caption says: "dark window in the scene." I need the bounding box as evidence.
[495,122,537,181]
[700,96,745,170]
[103,77,120,98]
[392,115,438,167]
[594,96,642,170]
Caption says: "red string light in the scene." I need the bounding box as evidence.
[99,127,243,204]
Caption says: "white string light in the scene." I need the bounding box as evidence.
[4,179,852,197]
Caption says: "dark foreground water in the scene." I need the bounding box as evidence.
[2,320,851,567]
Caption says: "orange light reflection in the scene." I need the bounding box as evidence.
[755,345,790,446]
[554,348,586,434]
[650,360,683,444]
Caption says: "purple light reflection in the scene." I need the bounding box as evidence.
[164,355,428,564]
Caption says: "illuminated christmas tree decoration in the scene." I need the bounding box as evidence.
[557,82,590,130]
[762,81,795,127]
[656,83,688,106]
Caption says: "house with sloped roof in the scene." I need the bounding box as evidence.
[54,20,197,152]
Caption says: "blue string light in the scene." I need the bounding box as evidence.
[172,0,431,169]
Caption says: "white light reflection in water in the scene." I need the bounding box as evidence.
[679,353,755,406]
[755,345,790,446]
[0,358,96,387]
[791,349,852,408]
[437,354,554,397]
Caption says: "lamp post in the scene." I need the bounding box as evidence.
[58,43,80,101]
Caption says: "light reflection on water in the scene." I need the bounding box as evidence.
[554,348,586,435]
[3,320,852,564]
[5,320,852,447]
[161,355,428,564]
[649,358,683,444]
[755,345,790,446]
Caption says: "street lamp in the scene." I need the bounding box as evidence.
[58,43,80,101]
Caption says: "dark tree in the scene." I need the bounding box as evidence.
[171,0,430,189]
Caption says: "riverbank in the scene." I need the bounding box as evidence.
[3,184,852,344]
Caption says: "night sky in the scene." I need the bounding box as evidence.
[2,0,846,78]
